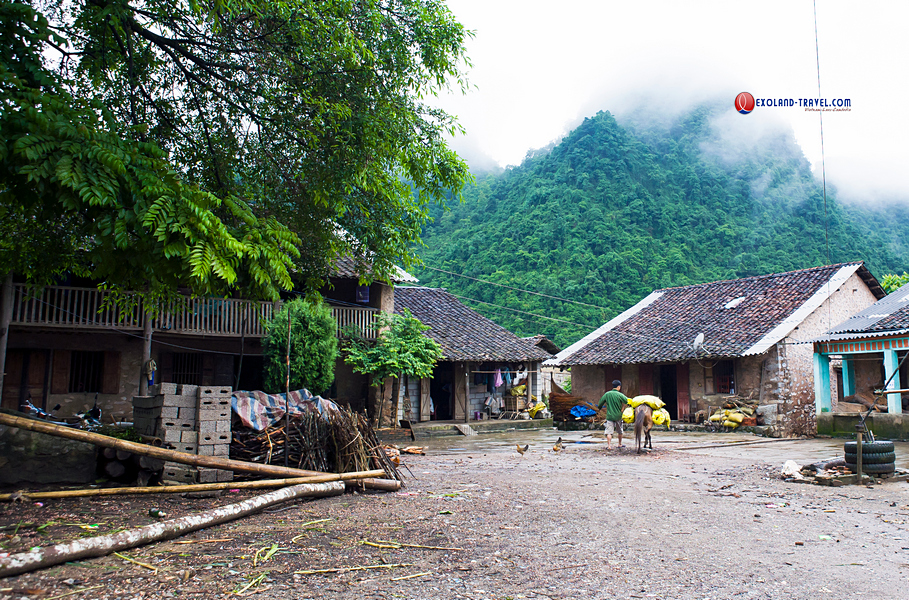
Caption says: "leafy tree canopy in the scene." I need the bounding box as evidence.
[343,308,442,385]
[881,273,909,294]
[1,0,471,298]
[263,298,338,394]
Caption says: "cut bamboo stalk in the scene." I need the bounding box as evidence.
[0,470,386,502]
[346,478,402,492]
[0,481,345,577]
[0,412,324,478]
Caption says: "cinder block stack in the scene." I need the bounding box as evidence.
[131,383,234,484]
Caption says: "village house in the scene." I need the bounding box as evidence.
[812,281,909,439]
[390,286,553,423]
[545,263,884,434]
[0,259,413,420]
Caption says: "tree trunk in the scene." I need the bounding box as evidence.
[0,481,346,577]
[390,373,402,428]
[0,412,326,479]
[0,272,13,403]
[139,311,152,396]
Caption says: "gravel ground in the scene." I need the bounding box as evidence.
[2,432,909,599]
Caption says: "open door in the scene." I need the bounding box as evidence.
[453,363,468,421]
[676,363,690,421]
[420,377,431,422]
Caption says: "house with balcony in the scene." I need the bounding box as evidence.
[0,260,415,420]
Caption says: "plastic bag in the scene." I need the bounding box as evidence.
[652,408,671,426]
[528,401,546,418]
[628,395,666,409]
[622,406,635,423]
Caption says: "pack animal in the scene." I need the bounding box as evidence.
[634,405,653,454]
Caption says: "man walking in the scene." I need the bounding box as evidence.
[598,380,628,450]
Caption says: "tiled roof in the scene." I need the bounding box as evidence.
[331,255,417,283]
[550,263,878,366]
[815,281,909,339]
[523,335,561,355]
[394,287,553,362]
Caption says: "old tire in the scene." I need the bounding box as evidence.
[844,440,894,454]
[845,461,895,474]
[844,451,896,464]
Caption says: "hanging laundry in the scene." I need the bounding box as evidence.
[503,370,512,385]
[494,368,503,388]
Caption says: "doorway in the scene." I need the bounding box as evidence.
[428,362,453,420]
[659,365,678,419]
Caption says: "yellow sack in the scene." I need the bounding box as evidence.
[629,395,666,410]
[510,385,526,396]
[726,412,744,424]
[622,406,635,423]
[652,408,671,426]
[528,401,546,418]
[722,419,740,428]
[709,413,725,422]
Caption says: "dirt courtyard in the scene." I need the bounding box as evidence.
[2,430,908,599]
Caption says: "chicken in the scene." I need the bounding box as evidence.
[516,444,529,457]
[552,437,564,453]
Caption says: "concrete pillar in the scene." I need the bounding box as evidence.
[841,356,856,397]
[883,349,901,414]
[813,353,831,414]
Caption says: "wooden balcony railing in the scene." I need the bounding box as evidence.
[10,284,379,339]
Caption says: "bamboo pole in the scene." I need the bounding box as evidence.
[347,478,402,492]
[0,412,325,478]
[0,470,386,502]
[0,481,346,577]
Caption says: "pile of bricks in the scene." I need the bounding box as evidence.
[131,383,234,484]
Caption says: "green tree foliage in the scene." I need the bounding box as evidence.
[343,308,443,385]
[263,299,338,395]
[881,273,909,294]
[1,0,471,296]
[417,107,909,348]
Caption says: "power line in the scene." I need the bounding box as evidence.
[423,265,609,310]
[447,292,598,330]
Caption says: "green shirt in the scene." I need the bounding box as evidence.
[598,389,628,422]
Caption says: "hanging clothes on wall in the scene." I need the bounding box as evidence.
[494,368,503,388]
[503,370,512,385]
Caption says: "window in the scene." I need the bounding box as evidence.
[714,359,735,394]
[69,351,104,393]
[172,353,203,386]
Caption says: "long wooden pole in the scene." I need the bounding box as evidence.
[0,469,386,501]
[0,481,346,578]
[0,412,325,478]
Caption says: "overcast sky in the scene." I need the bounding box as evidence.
[433,0,909,204]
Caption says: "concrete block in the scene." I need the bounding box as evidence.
[178,407,198,421]
[132,418,160,437]
[161,418,196,431]
[199,444,230,456]
[151,383,179,396]
[197,468,233,483]
[198,397,231,410]
[198,432,231,445]
[132,396,163,410]
[180,430,199,444]
[757,404,779,425]
[133,406,162,420]
[162,464,196,484]
[164,443,197,455]
[163,429,182,443]
[160,406,179,419]
[179,384,199,396]
[197,420,218,434]
[199,386,232,398]
[197,407,231,421]
[162,394,197,409]
[216,420,232,433]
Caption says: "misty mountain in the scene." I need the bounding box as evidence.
[415,106,909,348]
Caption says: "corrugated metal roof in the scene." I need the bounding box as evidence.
[824,282,909,334]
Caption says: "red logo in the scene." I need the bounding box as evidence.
[735,92,755,114]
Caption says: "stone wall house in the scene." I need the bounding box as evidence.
[545,263,884,435]
[813,282,909,437]
[391,287,554,424]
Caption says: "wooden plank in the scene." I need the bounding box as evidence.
[676,362,690,420]
[102,351,120,395]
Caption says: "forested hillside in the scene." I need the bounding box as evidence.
[415,106,909,348]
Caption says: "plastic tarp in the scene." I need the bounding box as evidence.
[232,389,340,431]
[570,405,597,418]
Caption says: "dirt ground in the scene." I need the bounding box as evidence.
[2,430,909,599]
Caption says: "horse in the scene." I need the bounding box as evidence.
[634,405,653,454]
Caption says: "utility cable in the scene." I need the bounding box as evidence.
[422,265,610,310]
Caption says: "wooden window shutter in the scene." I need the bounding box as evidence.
[51,350,71,394]
[158,352,174,384]
[102,351,120,394]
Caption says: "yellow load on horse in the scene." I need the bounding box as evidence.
[628,395,666,410]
